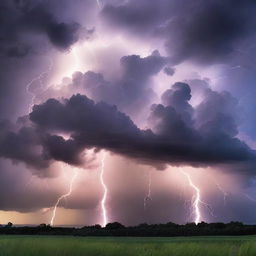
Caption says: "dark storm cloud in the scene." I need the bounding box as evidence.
[21,5,81,50]
[0,119,51,169]
[102,0,256,64]
[101,0,175,35]
[0,117,96,173]
[163,67,175,76]
[161,82,193,125]
[30,94,140,139]
[196,90,239,137]
[86,50,167,112]
[0,0,91,58]
[163,0,256,64]
[110,50,168,114]
[42,135,84,166]
[1,78,254,170]
[25,86,255,169]
[83,50,167,110]
[6,44,31,58]
[0,0,94,121]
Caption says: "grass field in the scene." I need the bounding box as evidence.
[0,235,256,256]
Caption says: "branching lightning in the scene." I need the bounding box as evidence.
[50,167,78,226]
[144,171,152,210]
[26,58,53,112]
[180,169,216,224]
[180,170,202,224]
[100,152,108,227]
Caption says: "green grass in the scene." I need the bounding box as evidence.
[0,235,256,256]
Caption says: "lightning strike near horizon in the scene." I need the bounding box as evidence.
[180,170,202,225]
[50,167,78,226]
[100,152,108,227]
[144,171,152,210]
[26,58,53,112]
[180,170,216,224]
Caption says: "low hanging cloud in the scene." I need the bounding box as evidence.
[0,81,255,174]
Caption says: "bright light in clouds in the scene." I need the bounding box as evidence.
[51,35,154,87]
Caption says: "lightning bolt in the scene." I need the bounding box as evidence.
[243,193,256,203]
[50,167,78,226]
[100,151,108,227]
[26,58,53,112]
[214,181,229,206]
[96,0,102,8]
[180,170,202,224]
[144,171,152,210]
[180,169,216,224]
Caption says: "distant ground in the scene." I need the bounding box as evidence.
[2,222,256,237]
[0,236,256,256]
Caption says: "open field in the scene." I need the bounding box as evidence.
[0,235,256,256]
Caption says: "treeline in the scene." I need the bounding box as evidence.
[1,221,256,236]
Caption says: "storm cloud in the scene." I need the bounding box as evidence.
[1,82,250,170]
[102,0,256,64]
[36,51,168,124]
[0,0,91,57]
[1,0,256,225]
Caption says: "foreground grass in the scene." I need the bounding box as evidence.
[0,235,256,256]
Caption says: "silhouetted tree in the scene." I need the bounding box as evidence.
[166,222,179,227]
[212,222,225,229]
[105,222,125,229]
[93,224,102,229]
[1,221,256,237]
[197,222,208,228]
[38,223,47,228]
[138,223,148,228]
[185,222,197,227]
[228,221,243,227]
[5,222,13,228]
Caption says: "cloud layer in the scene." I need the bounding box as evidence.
[1,81,254,174]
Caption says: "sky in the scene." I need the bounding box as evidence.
[1,0,256,226]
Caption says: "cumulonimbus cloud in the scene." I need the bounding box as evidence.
[1,81,254,174]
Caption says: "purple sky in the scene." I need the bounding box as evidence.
[1,0,256,226]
